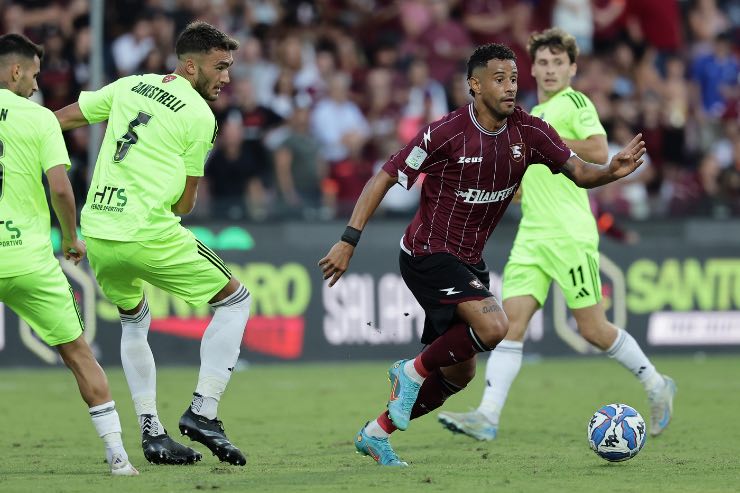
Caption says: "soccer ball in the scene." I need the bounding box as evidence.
[587,403,646,462]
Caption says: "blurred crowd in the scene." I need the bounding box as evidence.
[3,0,739,222]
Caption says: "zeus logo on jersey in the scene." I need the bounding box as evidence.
[90,185,128,212]
[457,156,483,164]
[455,184,518,204]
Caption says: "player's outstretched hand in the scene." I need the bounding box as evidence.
[63,237,86,265]
[608,133,646,180]
[318,241,354,287]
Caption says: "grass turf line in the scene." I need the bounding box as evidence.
[0,355,737,492]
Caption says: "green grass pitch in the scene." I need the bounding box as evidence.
[1,355,738,492]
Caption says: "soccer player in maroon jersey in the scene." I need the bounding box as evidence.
[318,44,646,467]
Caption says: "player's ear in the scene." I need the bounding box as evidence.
[468,76,480,96]
[569,63,577,78]
[11,62,22,82]
[185,56,197,76]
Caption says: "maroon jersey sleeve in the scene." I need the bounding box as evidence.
[521,112,573,172]
[382,120,452,190]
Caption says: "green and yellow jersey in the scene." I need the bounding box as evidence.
[79,73,216,241]
[0,89,71,277]
[518,87,606,244]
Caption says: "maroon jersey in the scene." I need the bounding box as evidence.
[382,104,573,264]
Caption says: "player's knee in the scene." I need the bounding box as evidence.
[474,314,509,348]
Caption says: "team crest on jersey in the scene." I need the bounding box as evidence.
[510,143,524,161]
[162,74,177,83]
[469,279,486,290]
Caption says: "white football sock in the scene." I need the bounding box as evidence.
[364,419,390,438]
[607,328,663,392]
[194,285,251,420]
[403,360,425,385]
[89,401,127,464]
[119,300,159,420]
[138,413,164,437]
[477,340,523,425]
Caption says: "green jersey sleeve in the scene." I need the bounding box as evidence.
[182,116,216,177]
[79,79,121,124]
[569,94,606,140]
[39,111,71,172]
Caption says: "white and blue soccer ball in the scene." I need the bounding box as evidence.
[587,403,646,462]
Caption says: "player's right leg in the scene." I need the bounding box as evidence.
[0,261,138,475]
[438,295,540,440]
[558,244,676,436]
[571,303,676,436]
[86,236,201,465]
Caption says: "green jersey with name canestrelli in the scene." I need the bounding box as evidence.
[0,89,71,277]
[79,73,216,241]
[518,87,606,244]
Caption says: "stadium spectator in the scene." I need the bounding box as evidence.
[0,0,733,221]
[310,71,371,214]
[205,118,255,221]
[397,58,448,143]
[690,31,739,118]
[417,0,472,85]
[273,100,331,219]
[111,14,155,76]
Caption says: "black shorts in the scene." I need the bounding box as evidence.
[399,250,492,344]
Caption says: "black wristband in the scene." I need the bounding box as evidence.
[340,226,362,247]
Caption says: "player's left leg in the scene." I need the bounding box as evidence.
[57,336,138,476]
[572,304,676,436]
[358,357,474,466]
[179,275,250,466]
[2,262,138,475]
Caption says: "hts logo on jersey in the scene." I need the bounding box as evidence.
[457,156,483,164]
[455,184,518,204]
[0,219,22,247]
[90,185,128,212]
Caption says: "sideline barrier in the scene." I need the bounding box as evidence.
[1,221,738,366]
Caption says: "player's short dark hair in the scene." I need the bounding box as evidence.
[175,21,239,58]
[0,33,44,61]
[466,44,516,96]
[527,27,579,64]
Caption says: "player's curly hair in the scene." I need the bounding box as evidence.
[466,44,516,97]
[527,28,579,64]
[0,33,44,61]
[175,21,239,57]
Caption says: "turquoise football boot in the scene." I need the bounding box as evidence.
[386,360,421,431]
[355,425,408,467]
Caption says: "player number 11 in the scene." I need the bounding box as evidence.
[569,265,584,286]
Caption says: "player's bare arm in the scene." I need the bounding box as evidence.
[55,102,91,131]
[172,175,200,215]
[562,134,608,164]
[319,169,397,287]
[46,164,86,264]
[561,133,645,188]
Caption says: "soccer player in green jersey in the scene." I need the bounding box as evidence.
[55,22,249,466]
[438,28,676,441]
[0,33,138,476]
